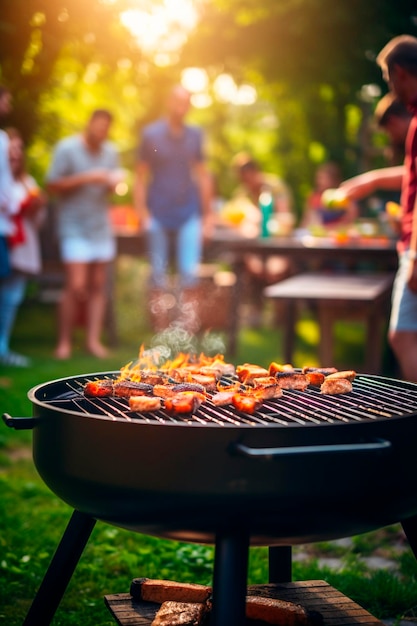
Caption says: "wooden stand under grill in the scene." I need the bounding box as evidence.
[104,579,384,625]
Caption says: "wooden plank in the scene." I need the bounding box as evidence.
[104,580,383,625]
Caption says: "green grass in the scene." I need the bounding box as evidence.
[0,257,414,625]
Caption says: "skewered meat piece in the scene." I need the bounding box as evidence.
[164,392,205,415]
[274,372,309,391]
[321,378,353,395]
[325,369,356,382]
[113,380,154,398]
[151,601,207,626]
[129,395,162,413]
[130,578,212,604]
[83,379,114,397]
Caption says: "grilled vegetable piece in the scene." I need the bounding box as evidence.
[83,379,114,397]
[321,378,353,395]
[274,372,309,391]
[130,578,212,604]
[164,391,205,415]
[325,369,356,382]
[236,363,269,384]
[151,600,207,626]
[113,380,154,398]
[129,395,162,413]
[246,595,323,625]
[232,392,263,414]
[252,376,283,399]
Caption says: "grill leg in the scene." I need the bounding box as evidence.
[211,529,250,626]
[268,546,292,582]
[23,510,96,626]
[401,515,417,561]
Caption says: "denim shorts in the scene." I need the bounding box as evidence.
[389,250,417,332]
[60,235,116,263]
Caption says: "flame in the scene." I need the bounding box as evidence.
[118,347,231,382]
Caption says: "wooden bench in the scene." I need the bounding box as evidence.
[264,272,395,373]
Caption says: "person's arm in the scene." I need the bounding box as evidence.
[339,166,404,200]
[133,161,151,230]
[194,161,214,238]
[407,185,417,293]
[46,169,113,194]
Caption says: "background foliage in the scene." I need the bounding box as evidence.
[1,0,417,212]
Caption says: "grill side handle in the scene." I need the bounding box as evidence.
[2,413,38,430]
[229,438,391,460]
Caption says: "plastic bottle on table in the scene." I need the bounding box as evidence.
[259,189,274,237]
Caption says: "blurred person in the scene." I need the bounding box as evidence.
[227,153,295,326]
[0,85,17,281]
[0,129,46,366]
[133,85,213,308]
[46,109,121,359]
[374,91,412,165]
[302,161,358,230]
[340,35,417,382]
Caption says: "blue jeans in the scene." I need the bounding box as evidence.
[0,272,27,354]
[146,214,202,289]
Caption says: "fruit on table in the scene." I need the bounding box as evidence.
[321,188,349,209]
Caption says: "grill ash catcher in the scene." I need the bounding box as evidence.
[4,371,417,626]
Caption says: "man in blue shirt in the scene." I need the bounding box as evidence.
[134,85,213,304]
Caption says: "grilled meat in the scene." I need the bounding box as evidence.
[83,379,114,397]
[246,595,323,625]
[164,391,205,415]
[129,396,162,413]
[211,390,237,406]
[274,372,309,391]
[236,363,270,384]
[151,601,207,626]
[232,392,263,414]
[130,578,212,604]
[321,378,353,395]
[252,376,283,399]
[113,380,154,398]
[302,366,338,376]
[305,371,326,387]
[325,369,356,382]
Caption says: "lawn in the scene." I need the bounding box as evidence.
[1,257,416,625]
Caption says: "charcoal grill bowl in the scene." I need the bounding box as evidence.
[14,371,417,545]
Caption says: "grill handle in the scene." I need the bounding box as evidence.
[2,413,38,430]
[230,438,391,460]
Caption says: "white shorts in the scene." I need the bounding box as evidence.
[60,235,116,263]
[389,250,417,332]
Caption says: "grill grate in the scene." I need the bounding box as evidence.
[36,373,417,427]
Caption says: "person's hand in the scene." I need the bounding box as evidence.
[407,258,417,293]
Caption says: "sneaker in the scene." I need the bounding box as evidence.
[0,351,31,368]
